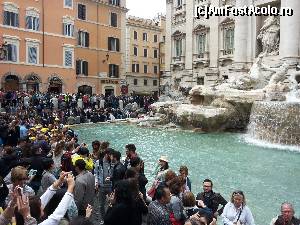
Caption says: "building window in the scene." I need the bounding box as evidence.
[132,64,139,73]
[143,33,148,41]
[78,4,86,20]
[110,12,117,27]
[78,31,89,47]
[197,77,204,85]
[153,80,158,86]
[63,23,74,37]
[64,48,74,67]
[133,47,138,56]
[109,64,119,77]
[4,11,19,27]
[177,0,183,7]
[134,79,138,85]
[144,79,147,86]
[197,34,206,58]
[108,37,120,51]
[224,28,234,55]
[27,46,38,64]
[154,49,158,58]
[76,60,88,76]
[154,34,158,43]
[143,49,148,57]
[26,16,39,31]
[144,65,148,74]
[4,43,18,62]
[64,0,73,8]
[175,39,182,57]
[109,0,120,6]
[154,65,158,74]
[134,31,138,40]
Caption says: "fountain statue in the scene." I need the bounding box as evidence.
[257,16,280,56]
[151,14,300,147]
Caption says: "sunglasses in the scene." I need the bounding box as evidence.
[233,190,244,195]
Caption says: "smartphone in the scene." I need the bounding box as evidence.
[28,169,37,177]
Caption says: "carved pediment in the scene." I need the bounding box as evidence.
[172,30,186,39]
[193,24,209,33]
[220,17,235,26]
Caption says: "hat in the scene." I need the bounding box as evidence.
[29,137,36,141]
[35,124,42,129]
[159,156,169,163]
[41,128,49,133]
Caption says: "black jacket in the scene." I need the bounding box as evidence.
[112,162,126,187]
[275,216,300,225]
[196,191,227,216]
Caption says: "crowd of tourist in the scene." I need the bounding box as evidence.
[0,91,156,125]
[0,91,299,225]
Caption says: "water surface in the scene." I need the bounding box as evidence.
[74,123,300,225]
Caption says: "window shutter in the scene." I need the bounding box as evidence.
[4,11,9,25]
[26,16,30,29]
[76,60,80,74]
[115,65,119,77]
[78,31,81,45]
[137,64,139,73]
[32,47,37,64]
[116,38,119,52]
[85,32,89,47]
[82,5,86,20]
[7,44,12,61]
[78,4,82,19]
[15,13,19,27]
[85,61,88,76]
[109,64,112,76]
[132,64,135,72]
[12,45,17,62]
[36,18,40,31]
[108,37,112,51]
[29,47,33,63]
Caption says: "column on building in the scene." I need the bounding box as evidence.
[165,0,173,76]
[233,0,249,65]
[280,0,300,64]
[209,0,220,68]
[184,0,194,78]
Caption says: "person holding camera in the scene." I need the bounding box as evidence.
[221,190,255,225]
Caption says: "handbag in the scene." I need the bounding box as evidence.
[169,212,183,225]
[147,180,159,198]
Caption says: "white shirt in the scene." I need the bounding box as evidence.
[222,202,255,225]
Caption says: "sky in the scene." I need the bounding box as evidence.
[126,0,166,19]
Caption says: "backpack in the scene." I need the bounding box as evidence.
[61,151,73,172]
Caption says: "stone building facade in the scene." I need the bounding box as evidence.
[164,0,300,90]
[0,0,127,95]
[125,15,165,96]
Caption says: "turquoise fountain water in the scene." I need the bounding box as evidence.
[74,123,300,225]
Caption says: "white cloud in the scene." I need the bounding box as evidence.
[126,0,166,19]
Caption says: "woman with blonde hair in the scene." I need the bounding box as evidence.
[6,166,35,205]
[221,190,255,225]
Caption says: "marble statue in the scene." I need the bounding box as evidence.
[257,16,280,55]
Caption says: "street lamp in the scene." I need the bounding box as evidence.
[0,42,8,60]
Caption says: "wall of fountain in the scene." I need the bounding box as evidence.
[247,101,300,146]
